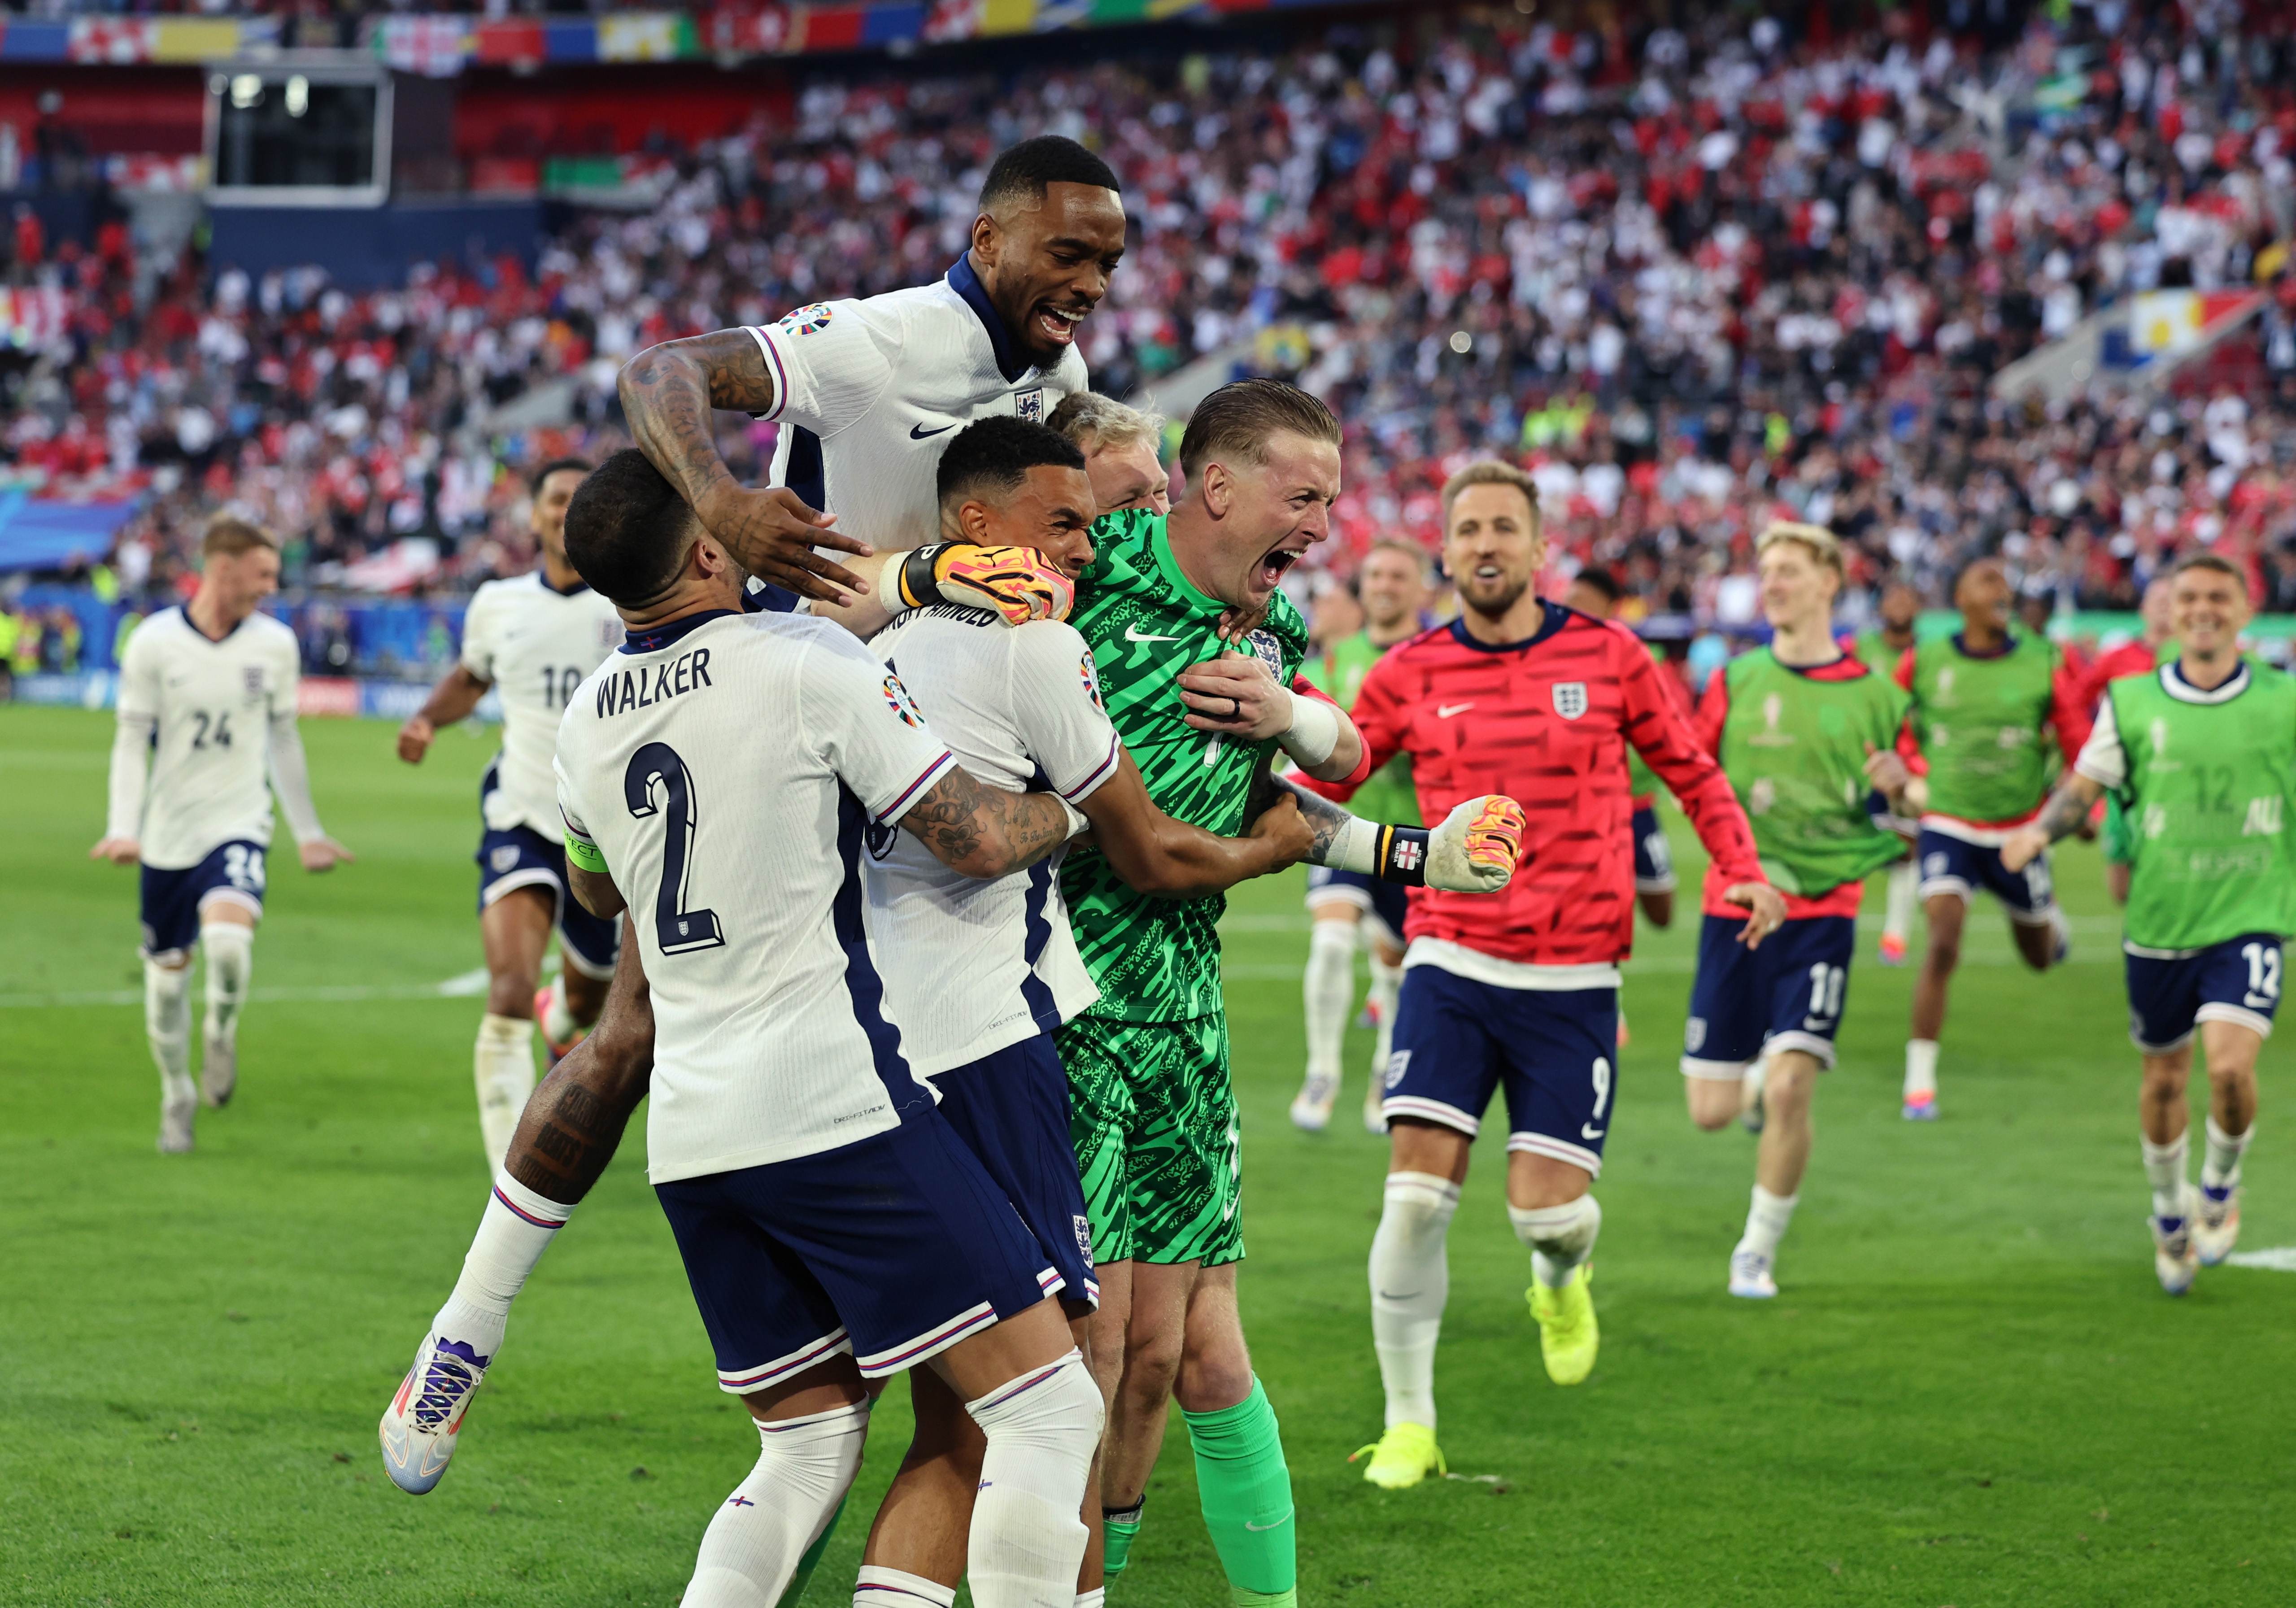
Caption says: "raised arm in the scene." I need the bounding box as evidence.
[396,664,491,764]
[617,329,870,602]
[1082,749,1313,898]
[899,765,1081,880]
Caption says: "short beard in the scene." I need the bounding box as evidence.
[1461,575,1532,623]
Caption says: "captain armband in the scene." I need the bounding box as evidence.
[564,835,610,874]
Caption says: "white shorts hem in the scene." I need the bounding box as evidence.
[1680,1055,1753,1082]
[1380,1095,1481,1137]
[196,889,264,924]
[2196,1003,2274,1041]
[1764,1031,1840,1069]
[1506,1131,1603,1177]
[1634,875,1679,895]
[854,1300,1002,1378]
[482,867,564,910]
[1917,876,1972,904]
[1305,885,1375,918]
[715,1328,853,1394]
[558,941,618,981]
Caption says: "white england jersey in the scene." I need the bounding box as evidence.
[749,255,1089,553]
[554,609,958,1184]
[109,606,313,869]
[864,609,1119,1075]
[460,571,624,838]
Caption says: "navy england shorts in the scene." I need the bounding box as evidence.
[1681,913,1858,1077]
[931,1033,1099,1313]
[1382,963,1619,1177]
[1916,828,2054,923]
[1631,804,1677,893]
[1304,865,1410,948]
[2125,935,2283,1053]
[654,1110,1062,1393]
[140,840,266,962]
[476,823,620,979]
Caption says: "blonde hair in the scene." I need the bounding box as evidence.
[201,517,279,559]
[1046,391,1166,455]
[1439,460,1541,539]
[1756,520,1844,582]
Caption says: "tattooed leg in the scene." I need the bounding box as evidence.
[505,918,654,1205]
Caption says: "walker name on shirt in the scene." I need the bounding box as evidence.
[596,648,714,717]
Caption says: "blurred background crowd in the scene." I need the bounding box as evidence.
[2,0,2292,682]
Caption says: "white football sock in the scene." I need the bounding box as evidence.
[2142,1132,2190,1220]
[1368,954,1403,1079]
[686,1402,870,1608]
[963,1349,1102,1608]
[539,979,579,1044]
[144,959,193,1107]
[1302,921,1356,1083]
[1736,1184,1799,1258]
[200,922,253,1047]
[1072,1592,1105,1608]
[1368,1171,1458,1431]
[431,1170,577,1361]
[851,1567,954,1608]
[1883,861,1916,942]
[1510,1194,1603,1290]
[1904,1039,1939,1102]
[2202,1116,2253,1195]
[474,1013,536,1173]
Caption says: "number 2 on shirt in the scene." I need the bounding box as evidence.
[623,741,726,955]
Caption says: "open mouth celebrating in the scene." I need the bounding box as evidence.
[1035,303,1089,346]
[1258,543,1303,592]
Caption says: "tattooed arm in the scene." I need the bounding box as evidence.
[503,919,653,1205]
[617,329,873,602]
[2000,773,2106,872]
[900,765,1081,880]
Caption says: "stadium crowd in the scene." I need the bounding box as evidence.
[8,0,2296,639]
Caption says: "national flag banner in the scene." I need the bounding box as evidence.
[472,18,547,64]
[67,19,157,64]
[2129,289,2266,357]
[0,21,72,61]
[703,4,793,56]
[795,4,870,51]
[371,16,472,77]
[149,18,245,62]
[600,12,697,61]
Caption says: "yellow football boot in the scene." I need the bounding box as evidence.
[1529,1264,1598,1385]
[1350,1422,1445,1490]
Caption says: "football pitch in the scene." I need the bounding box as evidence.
[7,703,2295,1608]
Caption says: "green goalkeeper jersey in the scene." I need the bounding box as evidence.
[1905,630,2067,823]
[1303,629,1419,826]
[1060,508,1309,1022]
[2101,662,2296,953]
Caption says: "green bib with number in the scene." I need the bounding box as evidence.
[2108,663,2296,952]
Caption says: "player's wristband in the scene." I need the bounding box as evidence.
[1322,815,1433,886]
[1274,687,1341,770]
[878,543,954,616]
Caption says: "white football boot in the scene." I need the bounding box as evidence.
[158,1089,196,1155]
[2151,1186,2200,1296]
[1728,1248,1778,1299]
[2194,1184,2241,1267]
[200,1033,237,1109]
[379,1332,492,1494]
[1289,1071,1338,1132]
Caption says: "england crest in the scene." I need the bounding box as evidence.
[1551,681,1588,719]
[1244,629,1285,678]
[1014,388,1044,424]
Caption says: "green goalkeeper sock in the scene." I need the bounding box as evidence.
[1102,1496,1144,1579]
[773,1492,847,1607]
[1183,1377,1297,1608]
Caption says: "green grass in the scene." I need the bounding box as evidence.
[4,702,2293,1607]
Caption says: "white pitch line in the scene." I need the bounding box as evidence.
[2224,1247,2296,1272]
[0,965,498,1011]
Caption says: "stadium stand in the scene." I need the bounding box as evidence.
[2,0,2293,681]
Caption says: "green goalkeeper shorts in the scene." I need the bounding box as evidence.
[1057,1009,1243,1268]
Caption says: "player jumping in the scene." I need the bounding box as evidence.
[1291,538,1434,1134]
[1320,462,1782,1490]
[1679,524,1915,1298]
[2002,553,2287,1295]
[396,458,623,1170]
[91,517,352,1152]
[1898,555,2089,1120]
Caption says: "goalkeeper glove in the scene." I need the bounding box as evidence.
[877,543,1076,627]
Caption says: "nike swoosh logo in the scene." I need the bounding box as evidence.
[1581,1123,1606,1140]
[1438,702,1475,718]
[1125,624,1181,643]
[1243,1511,1293,1531]
[909,421,956,439]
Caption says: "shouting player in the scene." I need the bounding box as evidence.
[1898,555,2089,1120]
[1680,524,1914,1298]
[397,458,623,1170]
[1323,462,1782,1490]
[91,517,353,1151]
[1291,538,1433,1134]
[2002,553,2287,1294]
[619,136,1127,608]
[1847,580,1922,964]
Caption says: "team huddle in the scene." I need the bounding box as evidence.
[91,135,2290,1604]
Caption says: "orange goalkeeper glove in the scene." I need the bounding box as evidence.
[878,543,1076,627]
